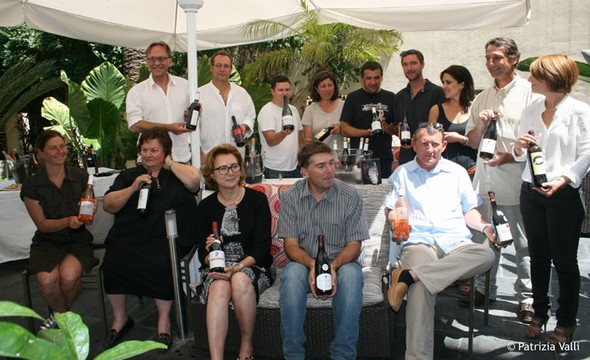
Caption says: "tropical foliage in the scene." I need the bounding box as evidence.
[517,50,590,83]
[240,0,402,100]
[41,62,136,169]
[0,301,165,359]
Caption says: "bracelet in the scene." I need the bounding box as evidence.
[480,224,491,233]
[234,263,244,272]
[462,137,468,146]
[168,161,176,170]
[556,176,566,184]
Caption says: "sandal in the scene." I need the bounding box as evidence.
[459,278,472,296]
[546,325,576,345]
[156,333,172,353]
[524,316,547,340]
[237,356,254,360]
[39,313,59,331]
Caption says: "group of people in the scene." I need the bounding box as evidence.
[19,35,589,360]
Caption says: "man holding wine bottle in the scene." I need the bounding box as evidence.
[393,49,445,166]
[340,61,396,178]
[386,123,495,359]
[277,141,370,360]
[464,37,540,321]
[258,75,303,179]
[126,41,192,163]
[198,50,256,161]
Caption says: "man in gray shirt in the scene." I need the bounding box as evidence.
[277,141,370,360]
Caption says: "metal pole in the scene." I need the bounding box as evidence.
[165,209,187,340]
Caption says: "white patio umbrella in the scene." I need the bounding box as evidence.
[0,0,532,164]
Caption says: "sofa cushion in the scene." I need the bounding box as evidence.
[257,266,384,309]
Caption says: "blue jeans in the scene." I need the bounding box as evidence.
[263,167,301,179]
[279,261,363,360]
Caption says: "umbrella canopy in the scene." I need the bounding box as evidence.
[0,0,531,51]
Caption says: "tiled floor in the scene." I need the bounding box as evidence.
[2,238,589,359]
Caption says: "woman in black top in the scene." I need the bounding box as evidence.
[428,65,477,173]
[196,144,275,360]
[101,128,201,349]
[21,130,98,330]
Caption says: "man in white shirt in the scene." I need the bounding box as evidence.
[258,75,303,179]
[198,50,256,161]
[126,41,192,163]
[464,37,540,322]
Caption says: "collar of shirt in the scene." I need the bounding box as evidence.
[36,166,78,187]
[298,177,340,204]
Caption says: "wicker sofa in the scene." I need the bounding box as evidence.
[188,181,394,358]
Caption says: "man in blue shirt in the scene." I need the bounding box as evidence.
[386,123,495,359]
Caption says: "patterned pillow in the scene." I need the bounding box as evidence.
[247,183,291,267]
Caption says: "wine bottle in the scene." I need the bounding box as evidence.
[488,191,513,246]
[363,138,370,154]
[209,221,226,273]
[371,106,383,136]
[77,175,96,225]
[282,95,295,131]
[314,235,332,296]
[527,130,548,187]
[137,176,152,217]
[185,93,201,130]
[332,139,338,153]
[479,113,498,159]
[231,116,246,147]
[342,137,349,155]
[315,127,333,142]
[394,186,409,239]
[400,111,412,146]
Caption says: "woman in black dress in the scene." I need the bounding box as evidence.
[21,130,98,330]
[101,128,200,349]
[196,144,275,360]
[428,65,477,173]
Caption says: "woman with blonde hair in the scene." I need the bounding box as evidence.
[513,54,590,345]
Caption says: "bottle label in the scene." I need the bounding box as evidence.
[190,109,199,126]
[401,131,411,141]
[209,250,226,269]
[137,188,149,209]
[495,223,513,244]
[282,115,294,127]
[530,152,547,175]
[371,121,382,131]
[316,273,332,291]
[79,200,94,216]
[395,207,408,219]
[315,129,328,140]
[480,138,496,155]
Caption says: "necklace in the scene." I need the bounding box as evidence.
[219,187,244,207]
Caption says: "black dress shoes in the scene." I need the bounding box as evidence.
[103,317,135,349]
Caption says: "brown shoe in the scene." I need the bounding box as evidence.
[458,290,495,307]
[388,268,409,312]
[518,302,534,324]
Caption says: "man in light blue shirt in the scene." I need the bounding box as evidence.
[386,123,495,360]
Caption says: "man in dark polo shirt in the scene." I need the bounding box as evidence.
[394,49,445,165]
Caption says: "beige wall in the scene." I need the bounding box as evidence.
[381,0,590,104]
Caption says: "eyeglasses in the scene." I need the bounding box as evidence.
[213,63,231,69]
[147,56,170,64]
[418,122,444,132]
[213,163,241,175]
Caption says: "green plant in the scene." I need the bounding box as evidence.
[0,57,63,129]
[0,301,165,359]
[240,0,402,101]
[41,62,136,169]
[517,51,590,83]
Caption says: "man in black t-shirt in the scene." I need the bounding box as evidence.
[341,61,396,178]
[393,49,445,165]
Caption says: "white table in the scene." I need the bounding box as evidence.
[0,170,119,264]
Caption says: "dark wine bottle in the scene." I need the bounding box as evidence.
[479,113,498,159]
[186,93,201,130]
[209,221,226,273]
[488,191,513,246]
[314,235,332,296]
[400,111,412,146]
[526,130,548,187]
[137,177,152,217]
[231,116,246,147]
[371,106,383,136]
[315,127,333,142]
[282,95,295,131]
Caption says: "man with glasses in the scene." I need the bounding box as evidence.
[393,49,445,166]
[199,50,256,161]
[278,141,369,359]
[258,75,303,179]
[463,38,539,323]
[386,123,495,359]
[127,41,192,163]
